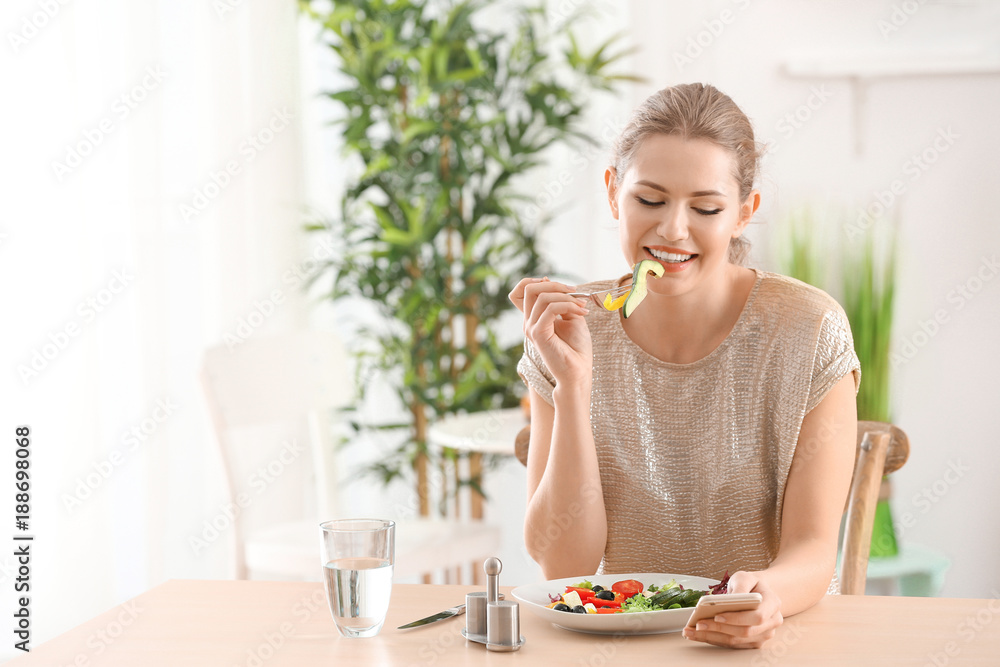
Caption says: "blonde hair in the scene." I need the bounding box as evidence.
[610,83,762,265]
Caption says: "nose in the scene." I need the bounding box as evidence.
[655,203,689,242]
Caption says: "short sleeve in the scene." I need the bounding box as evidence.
[516,336,556,406]
[806,305,861,414]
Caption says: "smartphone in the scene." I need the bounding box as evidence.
[685,593,763,629]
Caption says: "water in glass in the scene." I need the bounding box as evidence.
[324,556,394,638]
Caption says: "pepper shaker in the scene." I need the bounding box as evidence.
[464,592,489,638]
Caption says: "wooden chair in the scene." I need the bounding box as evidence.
[512,419,910,595]
[840,421,909,595]
[200,329,501,581]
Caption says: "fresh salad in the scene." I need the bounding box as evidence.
[546,573,730,615]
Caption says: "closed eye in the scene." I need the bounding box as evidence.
[635,196,721,215]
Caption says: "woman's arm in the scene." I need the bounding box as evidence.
[764,371,858,610]
[508,277,607,578]
[683,372,857,648]
[523,385,607,578]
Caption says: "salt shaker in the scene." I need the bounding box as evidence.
[483,557,524,652]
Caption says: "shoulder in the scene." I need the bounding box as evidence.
[750,272,863,407]
[747,271,860,408]
[744,270,854,358]
[752,270,847,323]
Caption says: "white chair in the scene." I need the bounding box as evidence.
[199,329,501,581]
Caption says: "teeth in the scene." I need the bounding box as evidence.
[649,249,694,263]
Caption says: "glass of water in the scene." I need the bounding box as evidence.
[320,519,395,638]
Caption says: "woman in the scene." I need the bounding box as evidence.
[508,83,860,649]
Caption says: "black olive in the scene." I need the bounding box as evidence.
[592,585,605,593]
[571,605,587,614]
[553,603,571,612]
[594,590,615,600]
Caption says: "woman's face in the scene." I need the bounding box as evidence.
[607,133,758,297]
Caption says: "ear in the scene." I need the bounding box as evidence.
[604,167,620,220]
[733,189,760,238]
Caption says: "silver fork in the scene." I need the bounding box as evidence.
[567,284,631,309]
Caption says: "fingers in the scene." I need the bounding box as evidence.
[522,278,575,322]
[682,625,777,649]
[726,571,782,620]
[508,277,546,313]
[725,570,756,594]
[509,277,572,314]
[681,609,783,648]
[525,294,589,340]
[509,278,582,334]
[694,608,783,637]
[710,609,766,627]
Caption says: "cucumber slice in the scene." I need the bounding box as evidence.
[622,259,665,318]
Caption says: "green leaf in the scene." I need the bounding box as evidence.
[401,120,438,145]
[362,154,393,179]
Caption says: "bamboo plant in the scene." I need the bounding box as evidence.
[299,0,634,516]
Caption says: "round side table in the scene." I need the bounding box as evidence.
[425,408,526,584]
[426,407,524,455]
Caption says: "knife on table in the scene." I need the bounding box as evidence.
[397,603,465,629]
[396,594,504,630]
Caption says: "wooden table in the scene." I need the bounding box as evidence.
[9,580,1000,665]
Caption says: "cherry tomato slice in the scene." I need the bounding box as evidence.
[611,579,644,599]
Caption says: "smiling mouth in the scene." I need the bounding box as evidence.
[647,248,697,263]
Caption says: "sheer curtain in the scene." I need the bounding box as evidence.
[1,0,315,650]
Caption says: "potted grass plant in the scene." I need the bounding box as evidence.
[842,224,899,557]
[298,0,635,516]
[778,207,900,557]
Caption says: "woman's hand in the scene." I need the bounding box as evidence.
[681,571,783,649]
[508,277,592,386]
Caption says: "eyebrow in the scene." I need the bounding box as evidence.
[635,180,725,198]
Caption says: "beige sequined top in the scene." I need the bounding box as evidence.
[518,269,860,591]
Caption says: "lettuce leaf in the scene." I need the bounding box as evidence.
[621,594,656,613]
[571,579,593,590]
[649,579,678,594]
